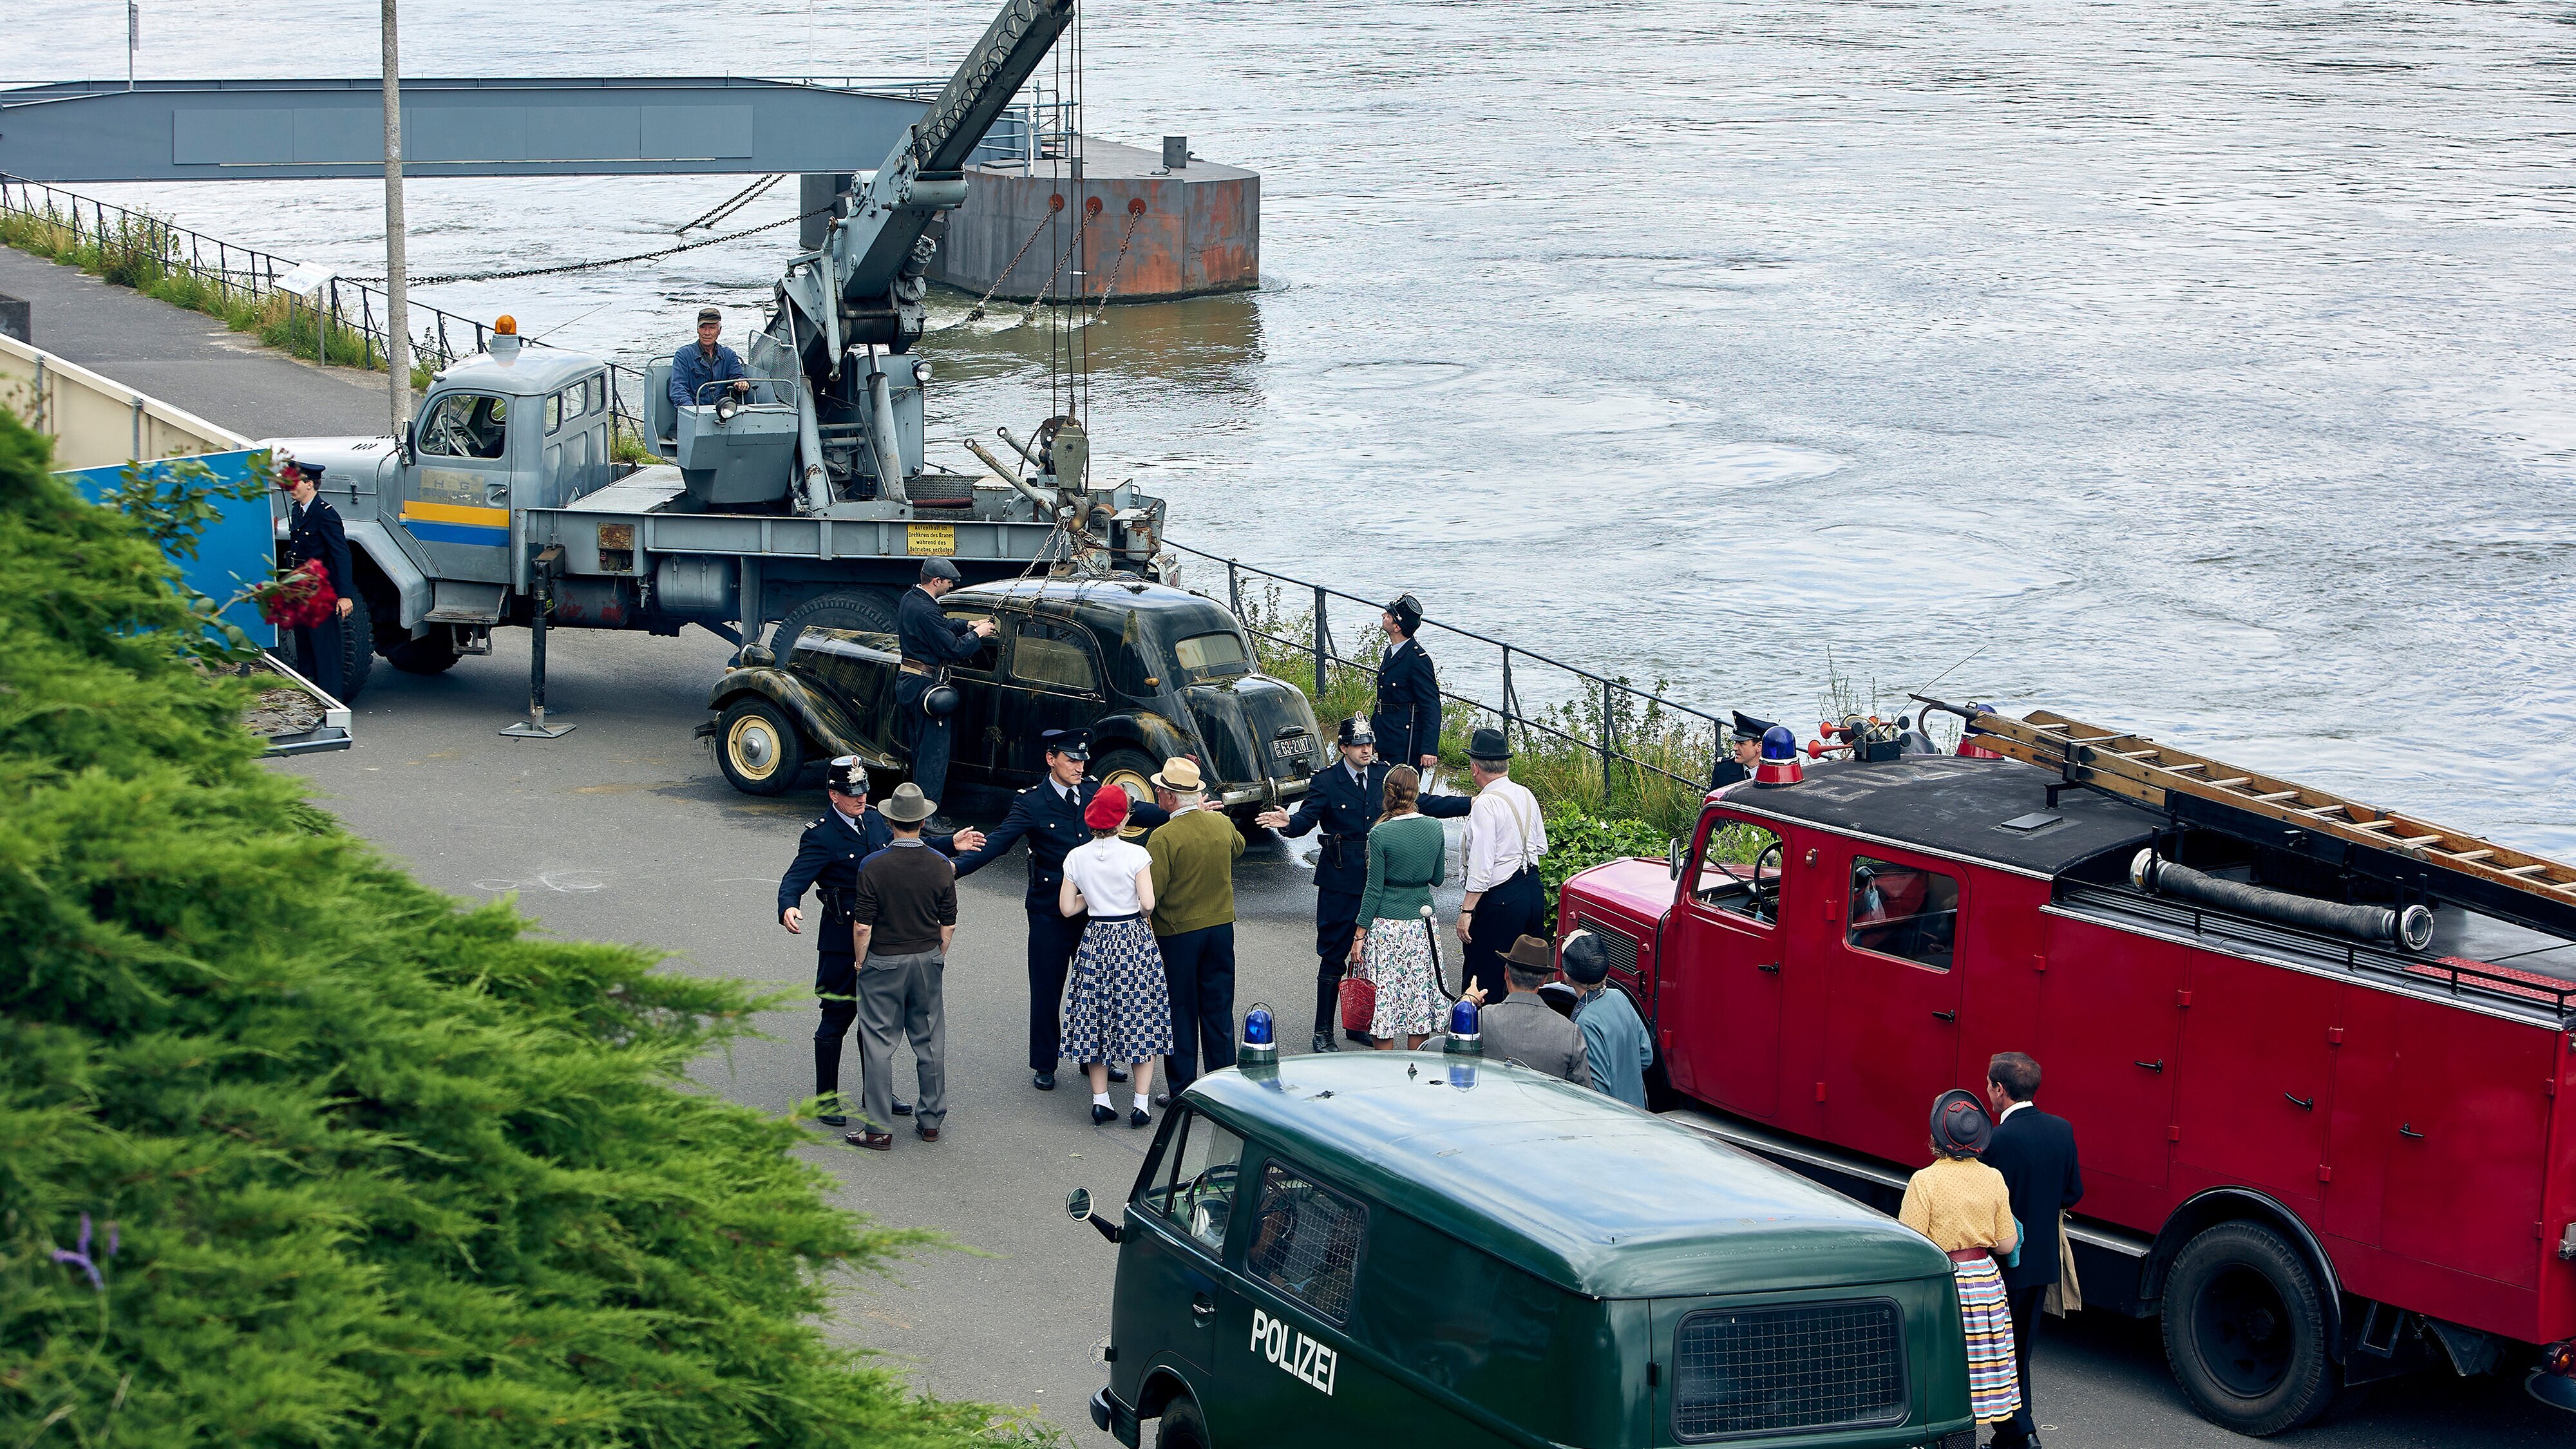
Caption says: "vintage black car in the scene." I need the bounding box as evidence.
[705,578,1322,817]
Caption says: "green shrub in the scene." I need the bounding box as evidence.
[0,407,1039,1446]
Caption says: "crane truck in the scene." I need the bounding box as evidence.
[261,0,1164,703]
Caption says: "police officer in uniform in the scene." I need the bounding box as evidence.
[1372,593,1442,773]
[777,756,983,1125]
[951,730,1168,1090]
[278,455,356,699]
[1256,715,1470,1054]
[896,558,994,824]
[1710,711,1777,790]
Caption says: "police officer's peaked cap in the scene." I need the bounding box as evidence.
[920,556,962,583]
[824,755,865,795]
[1041,728,1090,760]
[1385,592,1424,634]
[1558,929,1610,985]
[697,305,722,323]
[1336,715,1374,747]
[1732,710,1777,742]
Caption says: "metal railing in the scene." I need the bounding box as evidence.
[0,172,657,440]
[1165,539,1729,795]
[761,75,1077,170]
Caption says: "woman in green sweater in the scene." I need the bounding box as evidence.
[1347,766,1448,1049]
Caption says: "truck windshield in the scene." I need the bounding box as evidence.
[1172,630,1251,682]
[419,392,509,460]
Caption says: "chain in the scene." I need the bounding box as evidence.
[1088,199,1149,323]
[1017,201,1097,327]
[962,197,1065,322]
[350,201,837,287]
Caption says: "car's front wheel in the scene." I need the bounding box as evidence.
[1092,748,1158,835]
[717,697,806,795]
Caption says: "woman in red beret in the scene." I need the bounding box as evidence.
[1057,788,1173,1127]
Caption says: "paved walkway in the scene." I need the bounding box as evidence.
[0,244,394,439]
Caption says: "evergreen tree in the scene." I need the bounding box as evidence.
[0,408,1041,1444]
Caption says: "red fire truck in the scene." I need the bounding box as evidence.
[1554,704,2576,1435]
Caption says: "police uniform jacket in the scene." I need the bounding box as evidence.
[898,585,981,668]
[951,778,1170,908]
[1371,638,1441,765]
[1710,758,1751,790]
[1276,759,1471,895]
[777,806,961,951]
[286,493,354,600]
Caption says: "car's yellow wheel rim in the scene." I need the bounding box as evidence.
[727,714,782,781]
[1101,766,1153,838]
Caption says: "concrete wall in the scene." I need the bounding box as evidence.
[0,332,251,468]
[929,139,1258,304]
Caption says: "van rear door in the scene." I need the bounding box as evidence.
[1119,1108,1246,1388]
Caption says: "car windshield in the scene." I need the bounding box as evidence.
[1172,630,1251,682]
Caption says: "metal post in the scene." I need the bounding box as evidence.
[1602,677,1616,798]
[1313,585,1328,701]
[1226,560,1240,619]
[323,281,334,367]
[502,545,575,738]
[381,0,413,435]
[127,1,138,91]
[1501,647,1515,734]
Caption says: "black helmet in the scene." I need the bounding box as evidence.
[1385,592,1424,635]
[824,755,864,795]
[1337,715,1375,747]
[923,683,960,719]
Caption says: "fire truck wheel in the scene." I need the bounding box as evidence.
[772,589,900,659]
[1154,1395,1209,1449]
[717,697,806,797]
[2161,1221,2338,1435]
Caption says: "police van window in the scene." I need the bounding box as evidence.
[1010,620,1098,693]
[1245,1162,1363,1325]
[1142,1110,1245,1255]
[1847,856,1961,970]
[418,392,509,460]
[1171,630,1250,683]
[1694,819,1782,921]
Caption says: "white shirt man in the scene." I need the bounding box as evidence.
[1456,728,1548,1003]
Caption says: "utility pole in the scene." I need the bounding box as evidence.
[381,0,413,436]
[126,2,138,90]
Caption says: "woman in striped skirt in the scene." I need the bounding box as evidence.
[1898,1088,2024,1429]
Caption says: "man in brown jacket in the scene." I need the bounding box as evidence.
[846,783,958,1150]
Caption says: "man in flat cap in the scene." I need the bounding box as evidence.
[1471,936,1591,1087]
[1711,711,1776,790]
[778,756,982,1126]
[1372,594,1441,775]
[668,305,752,410]
[1562,929,1651,1107]
[895,556,996,827]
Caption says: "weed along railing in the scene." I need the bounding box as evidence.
[0,173,656,445]
[1166,540,1730,818]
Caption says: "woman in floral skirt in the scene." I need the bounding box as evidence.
[1898,1088,2024,1433]
[1059,787,1172,1128]
[1347,766,1448,1049]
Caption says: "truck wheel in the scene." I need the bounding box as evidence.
[1155,1396,1209,1449]
[335,592,375,702]
[717,698,806,795]
[2161,1221,2338,1435]
[772,588,899,659]
[386,630,463,675]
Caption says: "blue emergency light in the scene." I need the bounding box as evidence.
[1444,998,1481,1052]
[1239,1002,1278,1066]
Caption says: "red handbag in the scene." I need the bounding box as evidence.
[1338,963,1375,1036]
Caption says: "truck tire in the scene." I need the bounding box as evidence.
[1092,748,1159,837]
[386,629,463,675]
[287,592,376,703]
[772,588,899,659]
[2161,1221,2339,1435]
[1155,1396,1209,1449]
[717,697,806,796]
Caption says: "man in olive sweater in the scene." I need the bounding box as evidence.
[1148,758,1244,1097]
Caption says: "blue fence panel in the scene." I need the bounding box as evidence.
[59,450,278,648]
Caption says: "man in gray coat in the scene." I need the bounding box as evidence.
[1470,936,1591,1088]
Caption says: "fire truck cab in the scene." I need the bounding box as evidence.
[1558,746,2576,1435]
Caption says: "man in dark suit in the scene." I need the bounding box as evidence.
[279,457,355,699]
[1257,715,1470,1053]
[777,757,983,1126]
[951,730,1168,1090]
[1982,1050,2083,1449]
[1370,593,1441,773]
[1709,711,1775,790]
[895,557,994,826]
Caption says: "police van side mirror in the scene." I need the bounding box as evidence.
[1066,1187,1122,1244]
[1667,837,1688,882]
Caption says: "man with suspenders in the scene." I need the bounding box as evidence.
[1455,726,1549,1005]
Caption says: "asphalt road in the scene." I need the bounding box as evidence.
[274,630,2554,1449]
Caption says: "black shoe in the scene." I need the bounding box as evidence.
[1107,1065,1129,1084]
[893,1100,913,1117]
[1129,1107,1153,1129]
[1311,1032,1336,1054]
[929,814,963,835]
[1153,1092,1173,1108]
[1090,1103,1117,1126]
[1032,1072,1056,1091]
[817,1113,848,1128]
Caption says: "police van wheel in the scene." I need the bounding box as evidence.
[718,698,805,796]
[1155,1396,1209,1449]
[2162,1221,2339,1435]
[772,588,899,659]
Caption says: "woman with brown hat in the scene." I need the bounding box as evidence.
[1347,765,1447,1050]
[1899,1088,2024,1433]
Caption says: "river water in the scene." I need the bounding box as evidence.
[15,0,2576,851]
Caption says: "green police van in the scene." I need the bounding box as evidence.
[1070,1051,1976,1448]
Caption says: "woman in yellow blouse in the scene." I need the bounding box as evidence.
[1899,1088,2023,1431]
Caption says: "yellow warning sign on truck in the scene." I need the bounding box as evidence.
[905,524,956,556]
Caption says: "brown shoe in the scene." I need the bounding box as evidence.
[914,1124,940,1142]
[847,1130,893,1151]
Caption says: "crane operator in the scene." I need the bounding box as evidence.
[898,558,994,828]
[668,305,751,410]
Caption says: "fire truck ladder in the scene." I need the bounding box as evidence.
[1913,697,2576,942]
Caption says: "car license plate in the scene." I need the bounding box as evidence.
[1272,735,1309,762]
